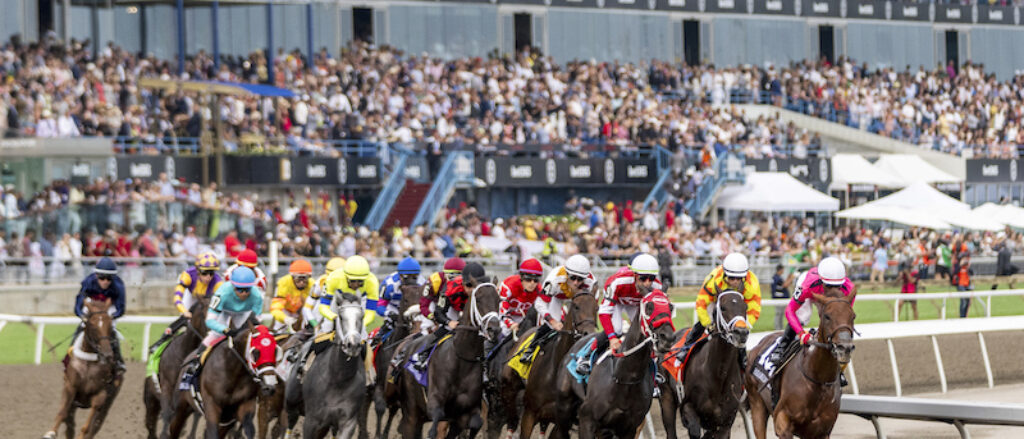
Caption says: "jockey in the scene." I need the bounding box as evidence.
[377,257,427,337]
[149,251,223,353]
[224,248,268,292]
[270,259,313,332]
[500,258,544,337]
[519,256,595,363]
[676,253,761,368]
[303,257,345,328]
[576,253,662,374]
[410,262,488,371]
[179,266,264,388]
[318,255,381,336]
[769,257,855,381]
[418,257,466,335]
[72,257,127,372]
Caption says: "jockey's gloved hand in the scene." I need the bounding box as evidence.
[799,330,814,345]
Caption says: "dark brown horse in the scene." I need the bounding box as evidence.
[576,295,676,439]
[659,290,749,439]
[397,282,502,439]
[144,297,209,439]
[43,299,123,439]
[745,292,856,439]
[370,283,423,439]
[512,290,599,439]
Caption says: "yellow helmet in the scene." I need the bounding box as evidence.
[343,255,371,280]
[325,257,346,275]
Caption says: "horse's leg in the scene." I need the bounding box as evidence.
[658,386,679,439]
[44,381,74,439]
[238,399,258,439]
[303,417,327,439]
[80,389,114,439]
[772,409,793,439]
[145,382,162,439]
[467,410,484,439]
[337,417,359,439]
[257,395,271,439]
[681,402,702,439]
[373,384,387,439]
[63,406,76,439]
[517,408,537,439]
[205,403,224,439]
[576,404,595,439]
[427,405,444,439]
[357,386,372,439]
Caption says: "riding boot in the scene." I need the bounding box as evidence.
[111,336,127,374]
[291,337,316,376]
[413,327,448,372]
[576,336,608,375]
[738,348,748,371]
[770,326,798,369]
[179,346,204,390]
[64,324,85,367]
[675,322,705,360]
[520,324,552,364]
[149,315,187,354]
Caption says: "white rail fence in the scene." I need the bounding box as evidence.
[839,395,1024,439]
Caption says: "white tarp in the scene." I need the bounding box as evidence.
[872,154,962,187]
[717,172,839,212]
[830,154,904,191]
[837,204,952,230]
[837,182,1002,230]
[972,203,1024,229]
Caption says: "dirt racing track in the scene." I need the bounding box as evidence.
[4,331,1024,438]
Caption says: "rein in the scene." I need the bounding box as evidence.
[468,282,500,338]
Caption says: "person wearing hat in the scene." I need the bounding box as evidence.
[270,259,314,332]
[499,258,544,338]
[303,257,345,328]
[69,257,127,373]
[677,253,761,361]
[224,248,268,292]
[318,255,381,334]
[149,251,223,354]
[417,257,466,335]
[410,262,489,372]
[377,257,427,340]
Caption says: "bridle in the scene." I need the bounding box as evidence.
[568,291,598,336]
[711,290,749,348]
[614,295,672,358]
[333,297,366,355]
[80,313,117,363]
[809,297,858,364]
[465,282,500,340]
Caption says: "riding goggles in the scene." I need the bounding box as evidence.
[292,274,311,282]
[637,274,657,282]
[521,274,541,282]
[97,274,113,281]
[199,269,217,276]
[235,286,252,294]
[569,275,587,283]
[348,280,365,287]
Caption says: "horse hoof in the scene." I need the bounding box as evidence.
[42,432,56,439]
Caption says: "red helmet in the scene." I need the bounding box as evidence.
[237,249,259,268]
[443,257,466,273]
[519,258,543,276]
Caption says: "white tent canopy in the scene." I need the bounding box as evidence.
[973,203,1024,229]
[830,154,903,191]
[717,172,839,212]
[872,154,962,187]
[837,183,1002,230]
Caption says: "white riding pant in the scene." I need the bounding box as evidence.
[202,310,251,347]
[533,296,565,326]
[598,302,637,336]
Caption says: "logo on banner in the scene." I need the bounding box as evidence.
[902,5,917,17]
[130,163,153,178]
[307,164,327,179]
[768,159,779,172]
[107,157,117,180]
[858,3,874,15]
[627,165,649,179]
[546,159,557,185]
[280,158,292,181]
[982,164,1000,177]
[765,0,782,10]
[357,164,377,179]
[405,165,422,180]
[486,158,498,185]
[818,158,828,182]
[338,158,347,184]
[569,164,591,179]
[946,8,960,19]
[789,164,809,178]
[1011,160,1018,182]
[990,9,1003,21]
[812,1,829,13]
[165,157,175,180]
[604,159,615,184]
[71,163,91,177]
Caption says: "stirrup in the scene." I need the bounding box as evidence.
[575,359,592,375]
[653,386,661,398]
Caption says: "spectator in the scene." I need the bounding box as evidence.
[771,264,793,330]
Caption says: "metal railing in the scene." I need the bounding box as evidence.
[363,152,410,230]
[411,151,474,229]
[682,153,746,219]
[839,394,1024,439]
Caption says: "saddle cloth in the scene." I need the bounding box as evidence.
[566,341,598,384]
[146,336,173,378]
[404,334,453,387]
[506,333,540,380]
[660,329,708,384]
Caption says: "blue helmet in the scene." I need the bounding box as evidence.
[231,266,257,288]
[94,257,118,275]
[397,257,421,275]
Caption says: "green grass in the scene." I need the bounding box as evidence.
[0,322,166,365]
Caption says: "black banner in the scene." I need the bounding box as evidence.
[891,2,928,21]
[550,0,601,6]
[935,4,971,23]
[847,0,886,19]
[605,0,657,10]
[801,0,840,17]
[403,156,431,183]
[110,156,205,184]
[655,0,700,11]
[476,157,657,187]
[704,0,747,13]
[221,156,380,186]
[339,157,382,186]
[966,159,1020,183]
[753,0,796,15]
[70,162,93,186]
[745,157,832,191]
[977,4,1016,25]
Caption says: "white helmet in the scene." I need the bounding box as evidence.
[818,257,846,286]
[565,255,591,277]
[723,253,749,278]
[630,254,660,275]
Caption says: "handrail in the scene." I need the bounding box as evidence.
[363,151,410,230]
[411,151,474,229]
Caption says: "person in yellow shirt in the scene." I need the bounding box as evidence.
[302,257,345,327]
[676,252,762,369]
[270,259,313,332]
[317,255,380,335]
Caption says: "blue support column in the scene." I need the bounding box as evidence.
[306,2,314,70]
[176,0,185,75]
[266,2,274,84]
[212,0,220,71]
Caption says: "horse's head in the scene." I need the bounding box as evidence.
[334,292,366,357]
[640,291,676,354]
[465,282,501,343]
[189,295,211,335]
[82,299,115,363]
[712,290,749,348]
[246,324,280,396]
[567,290,599,335]
[398,283,423,326]
[812,292,857,365]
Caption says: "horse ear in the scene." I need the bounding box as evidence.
[847,286,857,302]
[811,292,827,306]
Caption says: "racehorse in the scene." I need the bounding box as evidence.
[258,318,306,439]
[43,299,123,439]
[192,320,280,439]
[482,307,538,439]
[143,296,209,439]
[659,290,749,439]
[370,283,423,439]
[745,292,856,439]
[295,292,367,439]
[576,295,676,439]
[512,290,600,439]
[397,282,502,439]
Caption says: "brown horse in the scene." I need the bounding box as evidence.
[659,290,749,439]
[257,318,305,439]
[512,290,600,439]
[44,299,123,439]
[144,297,209,439]
[397,282,502,439]
[370,283,424,439]
[745,292,856,439]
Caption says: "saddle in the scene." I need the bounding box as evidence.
[660,329,709,385]
[506,333,541,380]
[404,334,453,387]
[751,336,802,409]
[566,341,600,384]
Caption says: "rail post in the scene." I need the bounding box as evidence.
[35,323,46,365]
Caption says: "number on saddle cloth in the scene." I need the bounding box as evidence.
[404,334,453,387]
[566,341,600,384]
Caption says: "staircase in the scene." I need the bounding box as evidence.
[684,153,746,219]
[382,180,432,228]
[363,149,411,231]
[413,151,476,229]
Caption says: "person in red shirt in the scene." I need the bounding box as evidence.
[410,263,490,371]
[499,259,543,341]
[623,200,635,224]
[224,230,242,259]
